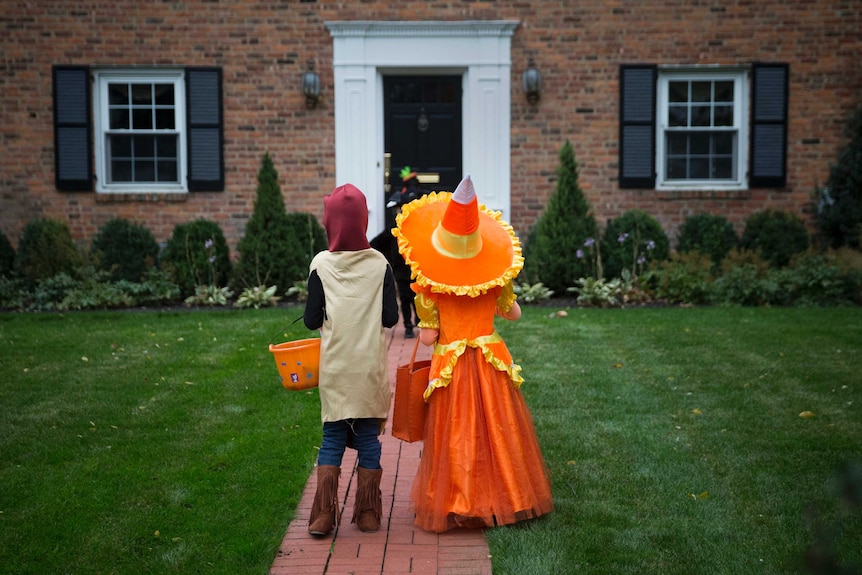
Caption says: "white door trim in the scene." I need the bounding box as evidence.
[325,20,519,236]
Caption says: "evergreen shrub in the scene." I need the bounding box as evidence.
[814,104,862,249]
[0,231,14,277]
[676,213,738,268]
[14,218,80,285]
[91,218,160,282]
[234,153,327,294]
[523,140,599,294]
[600,210,670,279]
[161,219,231,298]
[740,209,809,268]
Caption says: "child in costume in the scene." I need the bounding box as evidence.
[303,183,399,536]
[393,174,554,532]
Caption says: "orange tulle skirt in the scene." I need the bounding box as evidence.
[410,347,554,532]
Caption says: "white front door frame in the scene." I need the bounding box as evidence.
[325,20,519,237]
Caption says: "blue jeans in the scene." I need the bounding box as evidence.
[317,418,382,470]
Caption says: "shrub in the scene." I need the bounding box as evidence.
[14,218,81,286]
[569,270,651,308]
[600,210,670,279]
[91,218,160,282]
[161,219,231,298]
[711,249,783,306]
[0,230,14,277]
[233,153,327,294]
[676,213,738,268]
[814,104,862,249]
[651,251,714,305]
[523,140,599,294]
[740,209,809,268]
[784,251,858,307]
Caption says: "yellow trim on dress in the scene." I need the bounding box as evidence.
[423,332,524,400]
[393,192,525,297]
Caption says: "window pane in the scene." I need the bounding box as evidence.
[110,135,132,157]
[155,108,175,130]
[131,84,151,105]
[669,105,688,127]
[669,81,688,103]
[712,157,733,179]
[154,84,174,105]
[108,83,128,105]
[689,158,709,179]
[158,160,178,182]
[691,105,711,127]
[667,158,687,179]
[135,159,156,181]
[109,109,129,130]
[156,135,178,157]
[714,81,733,102]
[690,132,710,154]
[691,81,711,102]
[713,132,734,155]
[714,104,733,126]
[667,133,688,155]
[132,108,153,129]
[133,135,155,157]
[110,160,132,182]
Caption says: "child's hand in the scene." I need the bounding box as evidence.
[496,301,521,321]
[419,328,439,346]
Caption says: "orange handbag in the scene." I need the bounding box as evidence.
[392,337,430,442]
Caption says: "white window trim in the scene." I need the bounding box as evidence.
[93,68,187,194]
[655,66,749,191]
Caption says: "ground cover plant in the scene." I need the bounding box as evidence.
[0,306,321,575]
[1,306,860,574]
[488,306,862,575]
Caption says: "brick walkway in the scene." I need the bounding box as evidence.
[270,324,493,575]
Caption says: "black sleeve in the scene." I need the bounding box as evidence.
[303,270,325,330]
[382,265,399,328]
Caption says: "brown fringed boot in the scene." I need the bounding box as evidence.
[352,467,383,532]
[308,465,341,536]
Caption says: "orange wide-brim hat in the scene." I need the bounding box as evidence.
[393,175,523,297]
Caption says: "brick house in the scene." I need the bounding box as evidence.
[2,1,860,260]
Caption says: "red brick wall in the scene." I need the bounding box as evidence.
[1,0,860,255]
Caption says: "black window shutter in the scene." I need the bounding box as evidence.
[53,66,93,192]
[749,63,789,188]
[186,67,224,191]
[619,65,657,188]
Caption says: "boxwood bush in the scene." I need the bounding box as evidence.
[600,210,670,279]
[14,218,81,286]
[160,219,232,298]
[676,213,738,268]
[91,218,161,282]
[740,209,809,268]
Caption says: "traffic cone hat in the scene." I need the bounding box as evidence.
[393,174,523,296]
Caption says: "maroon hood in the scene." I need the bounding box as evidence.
[323,183,371,251]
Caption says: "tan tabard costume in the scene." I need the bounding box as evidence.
[309,249,391,423]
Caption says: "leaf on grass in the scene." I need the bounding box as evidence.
[691,408,702,415]
[613,363,623,369]
[81,356,89,362]
[799,411,815,418]
[567,460,576,465]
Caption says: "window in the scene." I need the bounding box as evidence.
[94,70,186,192]
[619,63,788,190]
[52,66,224,193]
[656,69,747,190]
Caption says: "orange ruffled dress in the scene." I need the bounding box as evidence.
[409,283,554,532]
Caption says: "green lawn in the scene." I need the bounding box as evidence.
[1,306,860,574]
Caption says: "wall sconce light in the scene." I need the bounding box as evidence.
[522,57,542,105]
[301,60,320,109]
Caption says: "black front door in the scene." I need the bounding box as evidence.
[383,75,462,203]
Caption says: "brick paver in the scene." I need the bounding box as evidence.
[270,324,493,575]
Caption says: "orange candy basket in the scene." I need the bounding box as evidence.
[269,338,320,390]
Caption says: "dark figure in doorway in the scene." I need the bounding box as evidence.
[371,167,424,338]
